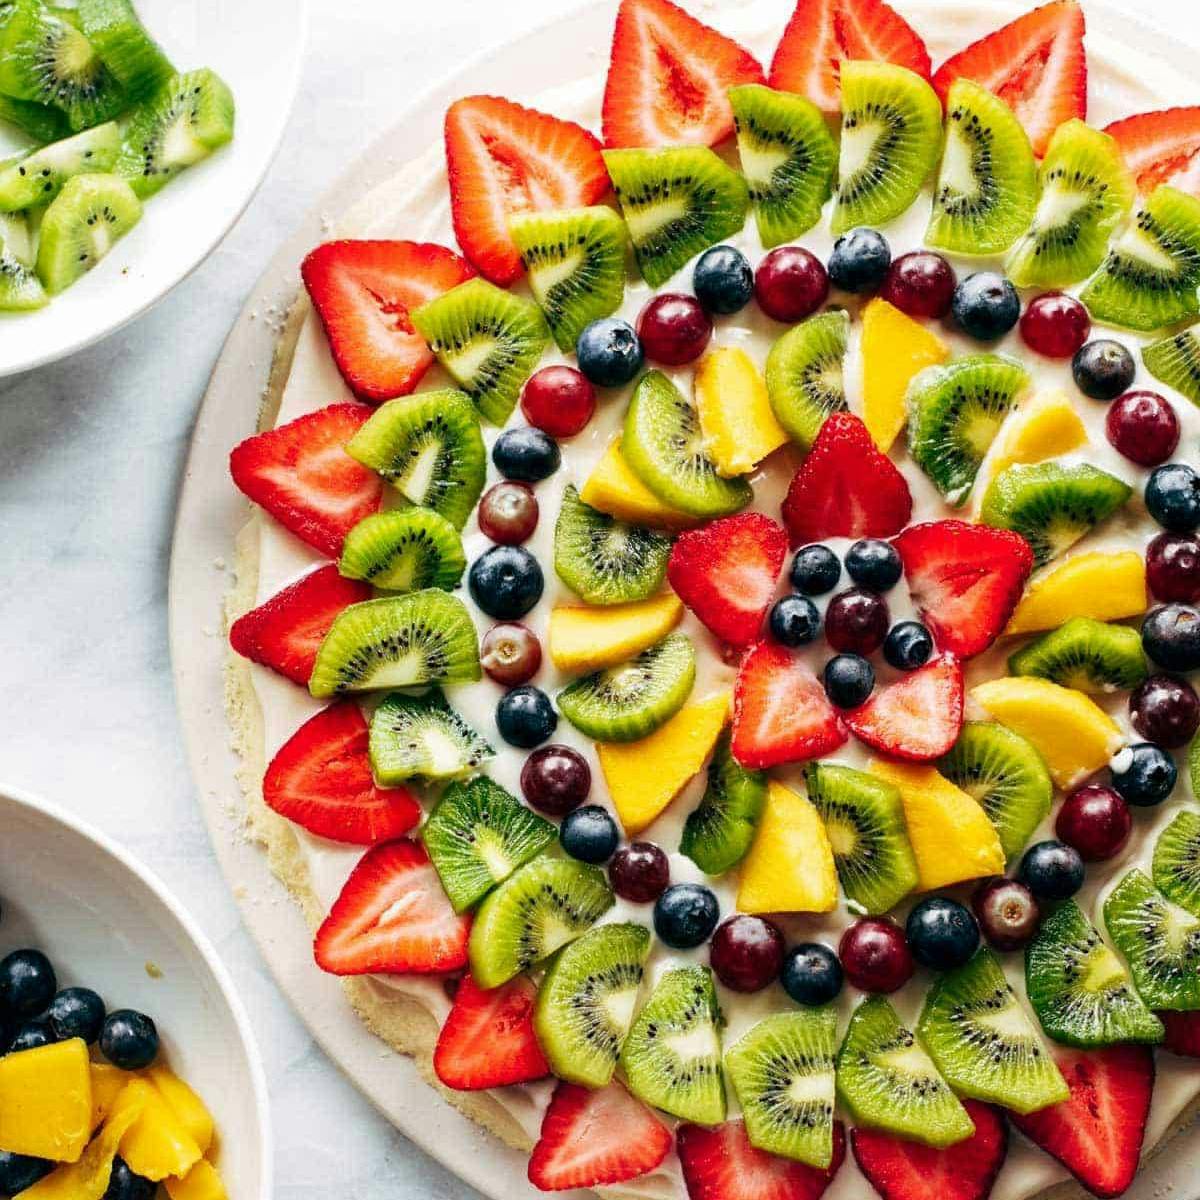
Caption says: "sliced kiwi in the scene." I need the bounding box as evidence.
[77,0,174,102]
[1007,119,1135,289]
[725,1010,837,1168]
[468,855,614,989]
[0,94,69,144]
[603,146,749,287]
[421,776,556,913]
[0,120,118,211]
[1153,810,1200,917]
[764,311,848,451]
[1007,617,1148,694]
[938,722,1053,863]
[339,508,465,593]
[308,590,481,698]
[729,83,836,248]
[622,370,751,518]
[906,354,1030,506]
[368,687,493,784]
[411,277,549,426]
[831,60,942,235]
[926,78,1037,256]
[979,461,1132,568]
[620,965,726,1125]
[680,727,767,876]
[0,210,34,267]
[1025,900,1164,1047]
[534,922,650,1088]
[1081,186,1200,332]
[1144,324,1200,408]
[0,232,44,309]
[836,996,974,1147]
[804,761,918,916]
[553,484,670,606]
[917,948,1069,1114]
[346,389,486,530]
[35,171,140,294]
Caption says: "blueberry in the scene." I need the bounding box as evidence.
[1142,603,1200,672]
[1145,463,1200,532]
[100,1009,158,1070]
[8,1020,54,1052]
[769,595,820,647]
[653,883,720,949]
[828,228,891,294]
[693,245,754,315]
[496,686,557,749]
[103,1158,155,1200]
[780,942,844,1007]
[469,545,544,620]
[45,987,105,1044]
[1110,741,1178,807]
[1018,840,1086,901]
[0,949,56,1018]
[791,544,841,595]
[0,1151,54,1195]
[576,318,644,387]
[844,538,902,591]
[883,621,934,671]
[492,426,560,483]
[823,654,874,708]
[1072,339,1136,401]
[951,272,1021,340]
[559,805,619,864]
[905,897,980,971]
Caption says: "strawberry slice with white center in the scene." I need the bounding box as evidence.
[1105,107,1200,197]
[230,403,382,559]
[527,1080,672,1192]
[300,240,474,404]
[314,839,470,975]
[263,702,421,846]
[846,653,964,762]
[602,0,764,149]
[667,513,788,647]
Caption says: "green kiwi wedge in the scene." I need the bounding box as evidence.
[603,146,749,287]
[679,727,767,876]
[1153,810,1200,917]
[729,83,836,248]
[339,508,465,593]
[35,171,140,294]
[804,761,918,916]
[0,231,44,309]
[346,389,486,530]
[309,590,481,698]
[368,687,492,784]
[0,94,69,144]
[534,923,651,1088]
[1007,617,1148,694]
[78,0,174,102]
[836,996,974,1146]
[0,120,118,210]
[0,210,34,267]
[926,78,1038,256]
[620,965,726,1125]
[468,856,614,989]
[553,484,671,606]
[623,370,751,518]
[765,310,849,451]
[1144,323,1200,408]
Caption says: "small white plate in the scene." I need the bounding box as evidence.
[0,0,308,376]
[0,783,271,1200]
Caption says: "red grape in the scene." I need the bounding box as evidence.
[754,247,829,322]
[1106,390,1180,466]
[636,294,712,365]
[880,252,956,318]
[710,915,785,992]
[1019,292,1091,358]
[521,366,596,438]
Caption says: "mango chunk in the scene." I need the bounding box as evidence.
[974,388,1087,505]
[165,1160,228,1200]
[581,440,695,530]
[90,1063,137,1130]
[737,782,837,914]
[0,1038,91,1162]
[598,692,729,834]
[695,346,788,476]
[117,1082,203,1182]
[1006,551,1147,635]
[868,761,1005,891]
[549,594,683,673]
[146,1067,214,1157]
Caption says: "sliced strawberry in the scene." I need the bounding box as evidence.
[667,513,788,647]
[314,839,470,976]
[230,403,382,559]
[1159,1009,1200,1057]
[1105,107,1200,197]
[781,414,912,547]
[433,973,549,1091]
[528,1080,672,1192]
[263,702,420,845]
[852,1100,1007,1200]
[836,0,931,80]
[300,240,474,404]
[678,1119,846,1200]
[445,95,609,286]
[602,0,764,149]
[892,521,1034,659]
[1009,1045,1153,1199]
[732,640,847,769]
[846,653,963,762]
[932,0,1086,157]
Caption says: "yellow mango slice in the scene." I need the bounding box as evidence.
[90,1063,137,1130]
[598,692,729,834]
[862,298,949,452]
[868,761,1005,891]
[0,1038,92,1162]
[1005,551,1148,635]
[971,677,1124,789]
[165,1161,228,1200]
[737,782,837,914]
[580,440,695,530]
[118,1082,203,1182]
[695,346,788,476]
[145,1067,214,1157]
[549,594,683,673]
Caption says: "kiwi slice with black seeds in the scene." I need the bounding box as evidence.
[679,727,766,876]
[78,0,174,102]
[729,83,836,248]
[368,687,493,784]
[0,119,118,210]
[764,310,849,451]
[1007,617,1147,694]
[346,389,486,530]
[0,94,69,144]
[1144,323,1200,408]
[534,922,650,1088]
[1153,810,1200,917]
[35,171,140,294]
[0,229,44,309]
[339,508,465,593]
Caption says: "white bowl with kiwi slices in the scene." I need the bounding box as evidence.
[0,0,306,375]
